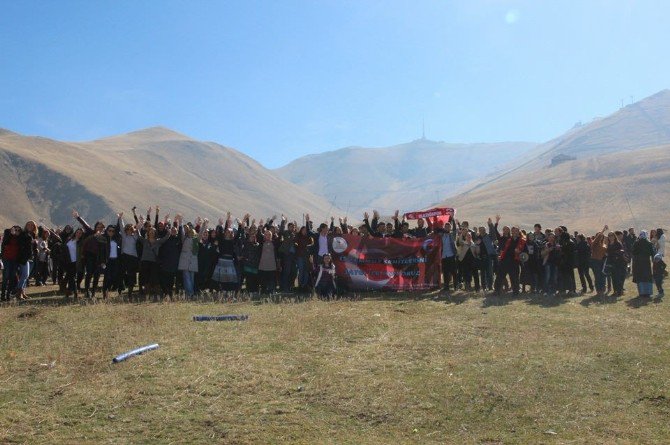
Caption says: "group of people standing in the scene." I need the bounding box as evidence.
[0,206,665,303]
[0,207,342,302]
[436,216,666,299]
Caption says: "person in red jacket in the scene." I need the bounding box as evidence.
[494,226,526,296]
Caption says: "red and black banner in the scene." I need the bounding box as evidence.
[331,235,442,291]
[403,207,455,221]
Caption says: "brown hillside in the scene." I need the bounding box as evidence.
[444,90,670,232]
[0,127,338,228]
[446,144,670,232]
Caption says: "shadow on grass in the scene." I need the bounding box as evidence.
[360,289,442,302]
[481,292,528,308]
[525,293,564,308]
[626,295,653,309]
[580,293,620,307]
[442,291,482,305]
[524,291,588,308]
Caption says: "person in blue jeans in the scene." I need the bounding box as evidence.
[542,234,560,295]
[15,221,38,300]
[477,225,496,290]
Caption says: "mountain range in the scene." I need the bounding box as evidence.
[275,140,537,217]
[1,89,669,231]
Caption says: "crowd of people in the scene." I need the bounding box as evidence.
[0,206,666,304]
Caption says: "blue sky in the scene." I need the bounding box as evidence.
[1,0,669,168]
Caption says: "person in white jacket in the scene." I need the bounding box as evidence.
[655,228,666,258]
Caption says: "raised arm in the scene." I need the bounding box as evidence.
[175,215,185,240]
[225,211,232,232]
[265,215,276,230]
[371,210,380,231]
[116,212,123,233]
[362,211,375,236]
[427,217,435,232]
[46,228,62,243]
[489,215,502,241]
[339,217,349,234]
[280,215,287,234]
[235,218,245,241]
[198,218,208,237]
[393,210,400,232]
[305,214,316,236]
[72,209,93,235]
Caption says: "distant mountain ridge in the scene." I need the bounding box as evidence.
[2,89,669,231]
[275,139,538,216]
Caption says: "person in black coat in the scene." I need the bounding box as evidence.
[215,216,242,292]
[575,234,594,293]
[1,226,21,300]
[307,214,334,265]
[557,228,576,294]
[157,223,181,299]
[632,231,654,298]
[606,232,627,297]
[101,224,123,298]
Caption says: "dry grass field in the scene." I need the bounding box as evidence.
[1,285,669,444]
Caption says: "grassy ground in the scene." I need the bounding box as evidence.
[1,287,669,444]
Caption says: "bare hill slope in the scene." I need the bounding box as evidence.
[276,139,537,216]
[445,90,670,231]
[0,127,337,227]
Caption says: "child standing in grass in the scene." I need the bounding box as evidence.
[653,254,665,297]
[314,253,337,299]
